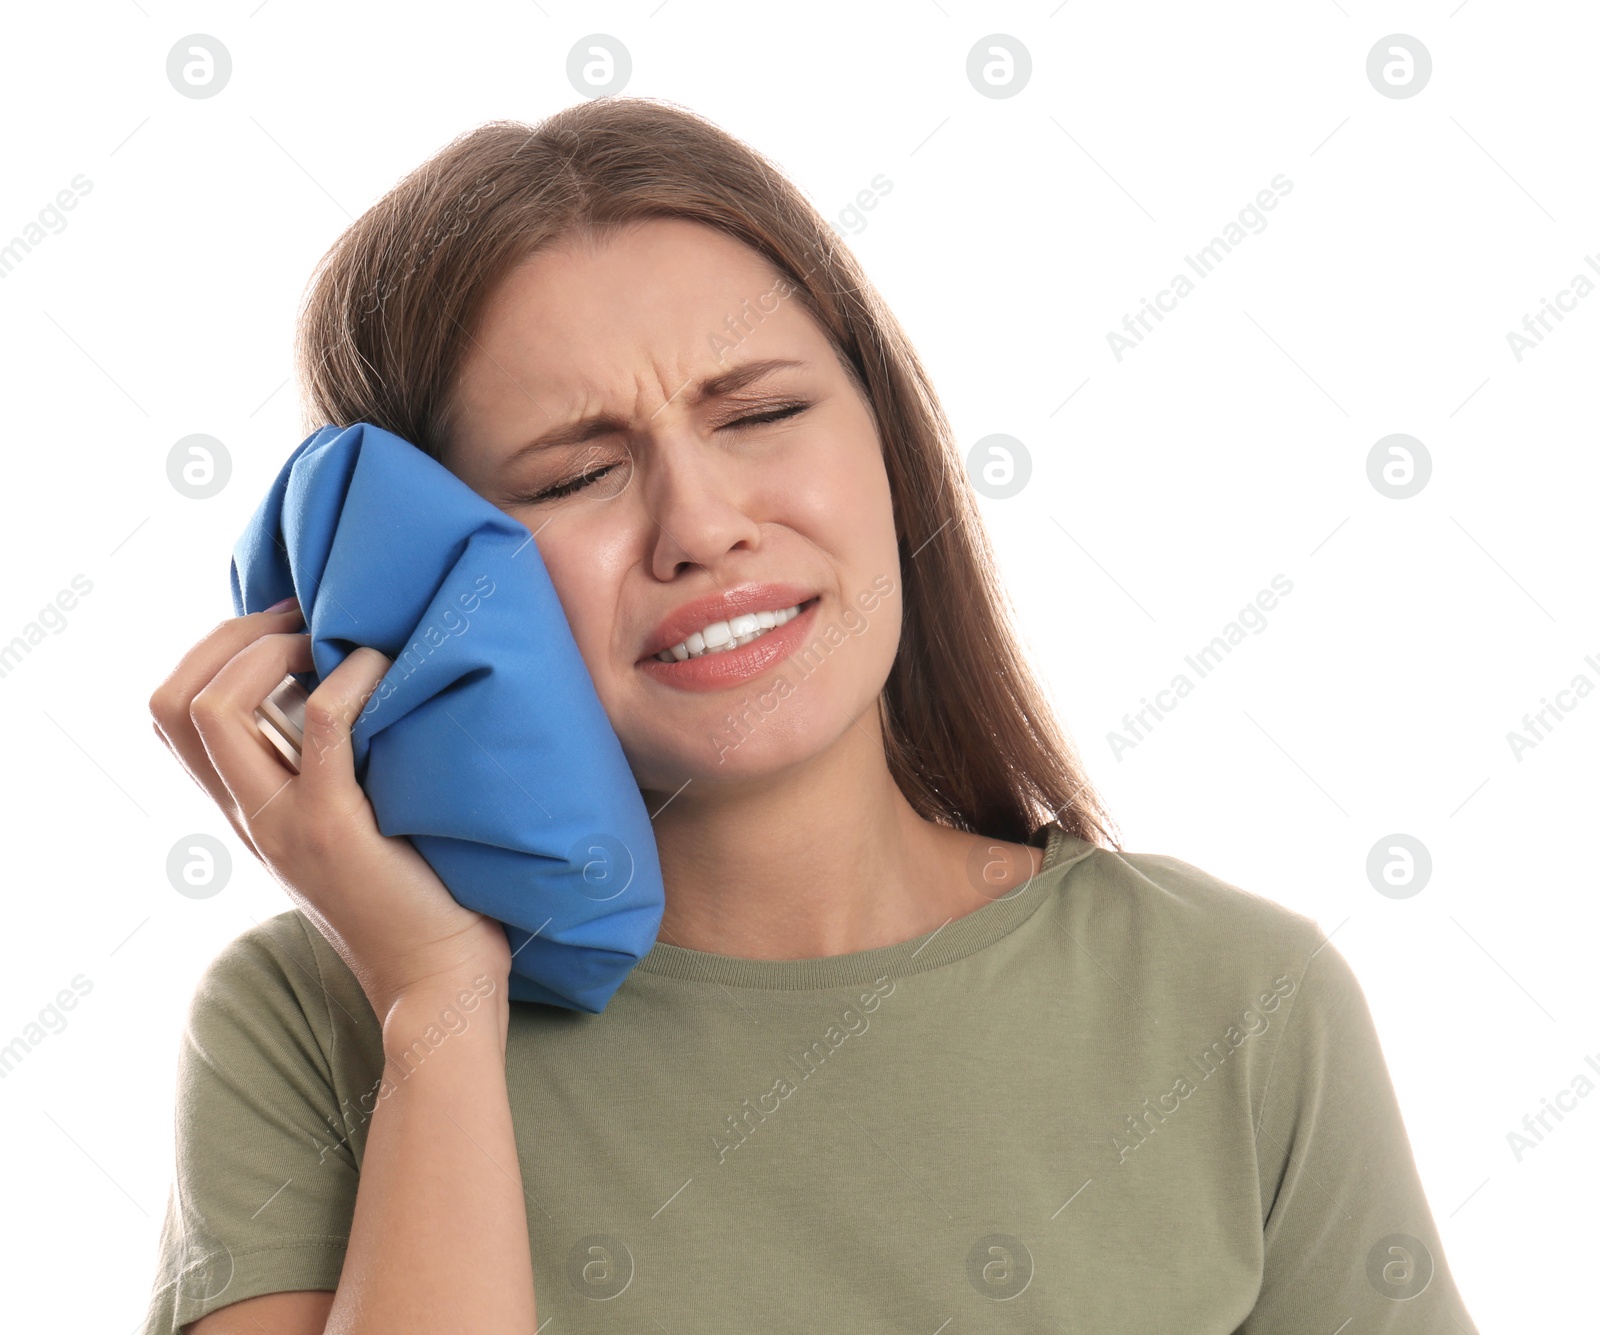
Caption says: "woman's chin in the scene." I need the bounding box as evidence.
[622,727,824,797]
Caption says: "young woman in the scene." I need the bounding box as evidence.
[142,98,1478,1333]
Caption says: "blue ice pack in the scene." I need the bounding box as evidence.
[228,421,665,1013]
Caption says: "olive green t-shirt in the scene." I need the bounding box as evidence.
[137,825,1479,1332]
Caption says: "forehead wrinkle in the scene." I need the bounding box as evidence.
[549,342,706,429]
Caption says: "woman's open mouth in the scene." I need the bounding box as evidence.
[637,597,821,692]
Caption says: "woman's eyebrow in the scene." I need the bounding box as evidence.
[499,357,810,468]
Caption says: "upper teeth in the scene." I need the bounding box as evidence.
[655,603,805,662]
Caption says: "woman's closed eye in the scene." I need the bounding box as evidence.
[511,401,812,504]
[721,401,811,431]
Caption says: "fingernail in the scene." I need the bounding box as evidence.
[266,595,300,613]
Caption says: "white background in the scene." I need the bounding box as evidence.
[1,3,1594,1331]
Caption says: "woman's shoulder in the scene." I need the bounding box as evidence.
[1050,833,1333,990]
[188,911,379,1059]
[1037,835,1366,1111]
[1085,840,1321,925]
[197,909,348,993]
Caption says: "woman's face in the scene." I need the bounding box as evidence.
[442,217,903,801]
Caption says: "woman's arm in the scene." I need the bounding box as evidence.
[1240,933,1478,1333]
[184,1292,333,1334]
[326,980,532,1332]
[150,604,536,1332]
[184,976,531,1334]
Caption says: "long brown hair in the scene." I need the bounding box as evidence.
[293,96,1122,853]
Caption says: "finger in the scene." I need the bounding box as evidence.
[154,715,268,864]
[188,630,320,829]
[296,647,395,817]
[149,603,304,735]
[149,604,304,806]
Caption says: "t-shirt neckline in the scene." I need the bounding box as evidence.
[630,823,1098,991]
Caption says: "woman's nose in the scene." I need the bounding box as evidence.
[641,431,765,581]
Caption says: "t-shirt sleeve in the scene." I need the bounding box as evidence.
[137,914,373,1334]
[1238,931,1479,1334]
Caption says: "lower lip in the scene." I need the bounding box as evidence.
[637,598,821,692]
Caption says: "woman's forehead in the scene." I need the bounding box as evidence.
[460,242,820,406]
[487,219,783,332]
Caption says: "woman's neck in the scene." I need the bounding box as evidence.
[645,710,1039,960]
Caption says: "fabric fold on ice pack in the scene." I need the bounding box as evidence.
[228,421,665,1013]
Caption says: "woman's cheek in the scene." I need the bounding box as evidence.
[535,541,606,662]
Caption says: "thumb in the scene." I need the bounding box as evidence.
[299,645,395,795]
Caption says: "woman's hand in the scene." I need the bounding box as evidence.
[149,601,512,1022]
